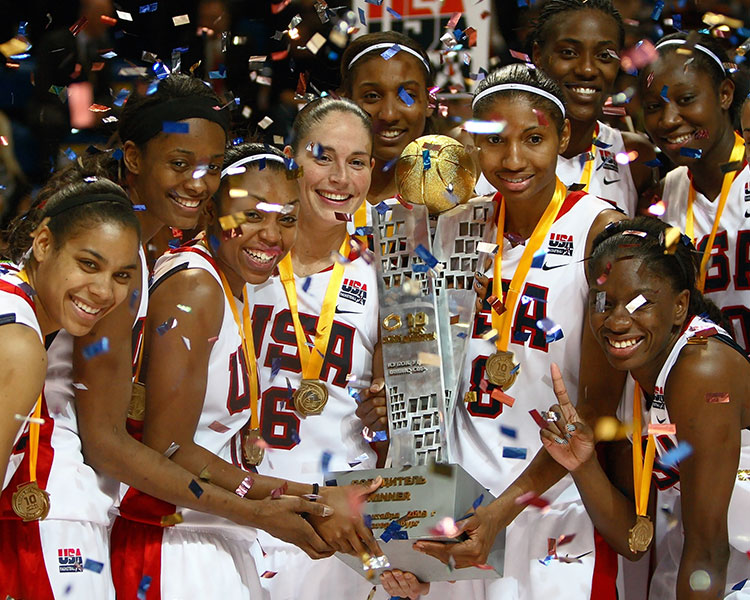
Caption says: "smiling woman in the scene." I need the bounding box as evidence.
[0,178,141,599]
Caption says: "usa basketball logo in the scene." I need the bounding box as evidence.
[58,547,83,573]
[339,278,367,305]
[547,233,574,257]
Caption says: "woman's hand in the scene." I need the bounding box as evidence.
[539,363,596,472]
[308,478,383,558]
[355,378,388,433]
[380,570,430,599]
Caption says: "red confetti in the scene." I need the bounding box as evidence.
[261,571,278,578]
[532,108,548,127]
[509,49,531,63]
[271,0,291,14]
[446,12,462,29]
[647,423,676,435]
[208,421,230,433]
[334,212,352,222]
[271,482,288,499]
[596,262,611,286]
[271,49,289,61]
[529,409,549,430]
[706,392,730,403]
[515,491,550,511]
[486,294,506,315]
[491,388,515,407]
[557,533,576,546]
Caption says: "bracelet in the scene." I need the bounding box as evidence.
[235,475,255,498]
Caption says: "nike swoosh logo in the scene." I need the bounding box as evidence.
[603,178,621,185]
[541,263,567,271]
[656,417,667,424]
[745,210,750,218]
[335,307,361,314]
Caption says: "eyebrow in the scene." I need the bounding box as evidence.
[357,80,423,88]
[248,195,300,205]
[81,249,138,270]
[558,38,617,47]
[319,145,371,158]
[172,149,224,158]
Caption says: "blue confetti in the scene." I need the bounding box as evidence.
[512,330,531,343]
[592,138,612,149]
[364,0,383,4]
[83,559,103,573]
[375,201,391,215]
[209,70,227,79]
[188,479,204,498]
[230,137,244,146]
[658,441,693,468]
[363,514,373,528]
[399,86,415,107]
[546,328,564,343]
[257,158,266,171]
[137,575,152,600]
[18,21,28,35]
[139,2,158,12]
[651,0,664,20]
[291,430,300,445]
[660,85,670,103]
[285,377,294,399]
[370,430,388,442]
[132,204,146,211]
[531,250,545,268]
[358,7,366,25]
[129,289,141,311]
[383,157,398,172]
[422,149,431,172]
[679,147,702,159]
[385,6,402,19]
[64,148,77,161]
[146,81,160,95]
[412,264,429,273]
[321,451,332,478]
[208,234,220,252]
[732,579,748,591]
[162,121,189,134]
[510,363,520,375]
[270,357,281,381]
[113,89,130,107]
[500,425,517,438]
[644,158,662,167]
[301,277,312,293]
[83,337,110,360]
[414,244,439,269]
[503,446,527,459]
[380,520,405,542]
[354,226,373,236]
[472,493,484,510]
[168,238,181,249]
[380,43,401,61]
[672,14,682,29]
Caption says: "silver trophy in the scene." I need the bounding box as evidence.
[335,136,506,582]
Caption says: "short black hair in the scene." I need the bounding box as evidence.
[473,64,567,132]
[529,0,625,51]
[215,143,289,212]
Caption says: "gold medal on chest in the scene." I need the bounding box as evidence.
[12,481,50,522]
[628,514,654,553]
[242,429,265,466]
[293,380,329,417]
[485,351,518,390]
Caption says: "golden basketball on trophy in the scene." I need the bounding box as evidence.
[395,135,478,214]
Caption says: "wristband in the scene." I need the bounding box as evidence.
[235,475,255,498]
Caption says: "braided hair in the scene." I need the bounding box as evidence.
[528,0,625,52]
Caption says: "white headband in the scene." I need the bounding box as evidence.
[347,42,431,74]
[655,39,726,73]
[221,154,286,178]
[471,83,566,117]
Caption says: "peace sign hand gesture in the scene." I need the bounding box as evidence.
[540,363,596,473]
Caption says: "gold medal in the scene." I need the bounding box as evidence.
[293,380,329,417]
[128,382,146,421]
[12,481,50,521]
[242,429,265,466]
[628,514,653,553]
[485,351,518,390]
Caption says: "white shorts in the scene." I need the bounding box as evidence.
[0,518,114,600]
[111,517,262,600]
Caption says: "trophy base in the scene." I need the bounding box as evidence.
[333,463,505,582]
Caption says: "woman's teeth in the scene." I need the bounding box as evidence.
[609,337,641,349]
[570,86,597,96]
[666,133,694,145]
[380,130,402,139]
[73,298,102,315]
[244,248,274,264]
[500,175,532,183]
[173,196,201,208]
[318,191,350,201]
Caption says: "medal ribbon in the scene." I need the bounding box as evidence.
[579,124,599,193]
[353,202,368,244]
[685,132,746,291]
[631,385,656,517]
[492,178,567,351]
[217,269,259,430]
[16,268,43,484]
[277,236,349,379]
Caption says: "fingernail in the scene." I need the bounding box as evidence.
[566,423,576,433]
[554,435,567,444]
[322,506,334,517]
[564,433,572,440]
[475,271,482,278]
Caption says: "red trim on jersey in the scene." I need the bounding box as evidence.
[165,244,221,274]
[589,528,618,600]
[0,392,55,520]
[111,516,164,600]
[555,191,588,223]
[117,485,178,527]
[0,279,37,314]
[0,520,55,599]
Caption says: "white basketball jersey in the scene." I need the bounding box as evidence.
[0,265,43,492]
[475,122,638,217]
[1,248,149,525]
[118,240,256,538]
[451,192,612,499]
[616,315,750,595]
[663,163,750,351]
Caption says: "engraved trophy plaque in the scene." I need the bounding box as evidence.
[334,136,506,582]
